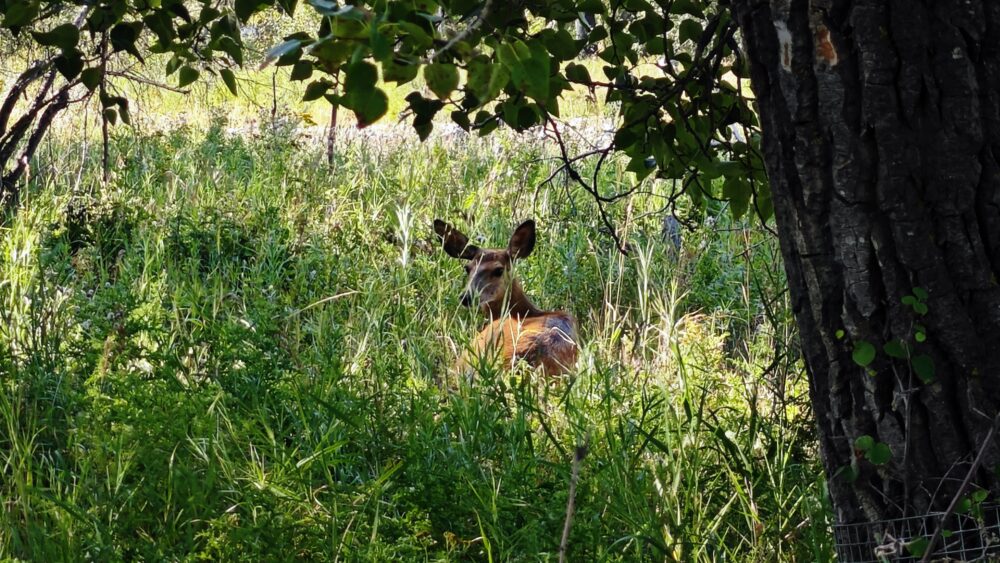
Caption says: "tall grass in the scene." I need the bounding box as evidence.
[0,113,831,560]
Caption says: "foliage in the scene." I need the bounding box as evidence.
[0,121,827,560]
[2,0,765,226]
[258,0,766,226]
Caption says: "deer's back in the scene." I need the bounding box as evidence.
[467,312,579,375]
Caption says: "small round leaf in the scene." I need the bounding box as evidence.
[912,354,935,384]
[906,537,929,557]
[854,435,874,451]
[866,442,892,465]
[852,341,876,367]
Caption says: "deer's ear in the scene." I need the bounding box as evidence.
[507,220,536,260]
[434,219,479,260]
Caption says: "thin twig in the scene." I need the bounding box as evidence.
[327,79,340,167]
[428,0,493,63]
[106,70,191,94]
[559,443,588,563]
[544,116,629,254]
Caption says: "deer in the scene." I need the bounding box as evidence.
[434,218,579,377]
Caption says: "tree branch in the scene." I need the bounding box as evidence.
[2,88,72,205]
[544,116,630,254]
[0,59,55,137]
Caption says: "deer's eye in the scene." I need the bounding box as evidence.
[492,267,504,277]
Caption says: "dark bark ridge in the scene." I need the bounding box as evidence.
[732,0,1000,547]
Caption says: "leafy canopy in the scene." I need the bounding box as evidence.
[1,0,767,221]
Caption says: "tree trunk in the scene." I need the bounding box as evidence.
[732,0,1000,559]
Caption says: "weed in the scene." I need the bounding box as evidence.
[0,123,830,560]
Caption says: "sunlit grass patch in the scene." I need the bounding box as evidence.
[0,122,830,560]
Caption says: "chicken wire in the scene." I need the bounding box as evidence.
[833,504,1000,561]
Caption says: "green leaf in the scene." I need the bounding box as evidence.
[913,287,929,300]
[398,21,432,49]
[369,21,391,60]
[852,341,876,367]
[303,79,332,101]
[261,39,302,68]
[414,120,433,140]
[973,489,989,503]
[349,87,388,127]
[854,435,874,452]
[670,0,704,17]
[451,110,470,131]
[723,176,750,220]
[235,0,270,22]
[277,0,297,16]
[144,11,175,49]
[382,57,418,84]
[31,23,79,49]
[200,6,222,23]
[217,36,244,66]
[103,107,117,126]
[500,39,550,103]
[523,41,552,102]
[515,103,539,129]
[679,19,702,45]
[835,329,845,340]
[883,340,908,359]
[578,0,605,12]
[866,442,891,465]
[543,28,578,61]
[835,462,859,483]
[912,354,935,384]
[220,68,238,95]
[755,179,774,221]
[178,66,200,88]
[486,63,510,103]
[424,63,459,100]
[956,496,973,514]
[626,155,654,181]
[54,50,84,80]
[906,537,929,557]
[466,56,493,100]
[564,62,591,84]
[290,61,312,81]
[81,68,102,91]
[344,60,377,93]
[2,1,39,28]
[110,22,145,61]
[117,99,131,125]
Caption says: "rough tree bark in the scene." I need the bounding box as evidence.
[731,0,1000,558]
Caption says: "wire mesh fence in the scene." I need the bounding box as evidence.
[833,504,1000,561]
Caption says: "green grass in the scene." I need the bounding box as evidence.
[0,114,832,560]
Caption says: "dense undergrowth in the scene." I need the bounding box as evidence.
[0,115,832,560]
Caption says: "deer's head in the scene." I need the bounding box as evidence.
[434,219,536,314]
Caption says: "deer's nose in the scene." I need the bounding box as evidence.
[460,292,473,307]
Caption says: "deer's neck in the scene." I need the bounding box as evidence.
[484,280,543,319]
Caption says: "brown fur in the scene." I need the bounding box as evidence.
[434,219,579,377]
